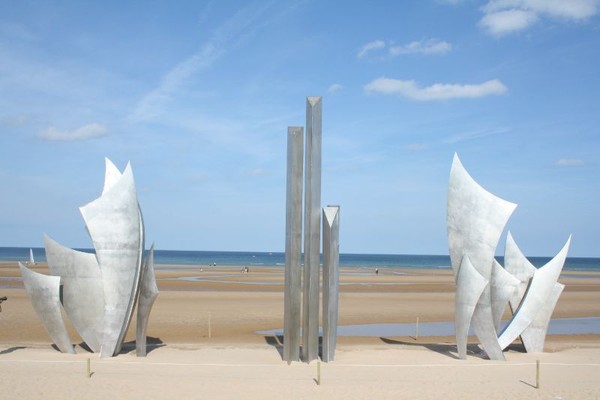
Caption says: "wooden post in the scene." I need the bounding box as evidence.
[317,360,321,385]
[86,358,91,378]
[536,360,540,389]
[208,312,212,339]
[415,317,420,340]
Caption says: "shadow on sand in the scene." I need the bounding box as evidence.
[0,346,26,355]
[119,336,166,355]
[264,335,284,360]
[264,335,327,362]
[379,337,485,360]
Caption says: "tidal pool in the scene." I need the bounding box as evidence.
[257,317,600,337]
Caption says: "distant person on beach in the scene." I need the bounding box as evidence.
[375,268,379,275]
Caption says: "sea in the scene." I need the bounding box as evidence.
[1,247,599,271]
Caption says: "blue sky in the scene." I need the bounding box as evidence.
[1,0,599,257]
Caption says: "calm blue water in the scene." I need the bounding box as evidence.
[1,247,599,271]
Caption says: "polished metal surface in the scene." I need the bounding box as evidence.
[504,231,537,311]
[490,259,519,332]
[454,255,487,359]
[21,159,154,357]
[136,244,159,357]
[504,232,567,352]
[302,96,322,363]
[80,162,145,357]
[19,263,75,354]
[448,154,571,359]
[283,127,303,363]
[447,153,516,360]
[44,234,104,352]
[322,206,340,362]
[498,236,571,350]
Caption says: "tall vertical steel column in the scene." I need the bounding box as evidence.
[302,96,322,363]
[322,205,340,362]
[283,127,304,363]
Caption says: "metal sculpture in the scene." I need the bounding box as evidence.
[284,97,341,364]
[44,234,104,352]
[20,158,158,357]
[136,244,159,357]
[19,263,75,354]
[302,96,322,363]
[283,127,303,363]
[447,153,571,359]
[322,205,340,362]
[448,153,516,360]
[498,234,570,351]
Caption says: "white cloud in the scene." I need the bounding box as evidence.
[556,158,585,166]
[38,123,108,141]
[358,38,452,59]
[479,9,538,36]
[389,39,452,55]
[480,0,600,36]
[327,83,344,94]
[364,77,507,101]
[356,40,385,59]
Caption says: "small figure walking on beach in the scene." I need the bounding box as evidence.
[375,268,379,275]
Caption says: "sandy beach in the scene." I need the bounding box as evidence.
[1,261,599,399]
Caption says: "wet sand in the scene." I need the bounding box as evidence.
[0,261,599,399]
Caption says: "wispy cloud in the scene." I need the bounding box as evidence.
[129,3,277,122]
[0,114,35,127]
[389,39,452,55]
[327,83,344,94]
[556,158,585,167]
[364,77,507,101]
[404,143,429,150]
[357,40,385,59]
[480,0,600,36]
[443,127,510,144]
[357,38,451,59]
[129,45,222,121]
[38,123,108,141]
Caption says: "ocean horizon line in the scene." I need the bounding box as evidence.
[2,246,599,271]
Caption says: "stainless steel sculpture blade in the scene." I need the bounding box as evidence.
[454,255,488,359]
[519,282,564,352]
[322,206,340,362]
[283,127,303,363]
[497,236,571,350]
[302,96,322,363]
[44,234,104,352]
[504,231,537,312]
[504,231,563,352]
[19,263,75,354]
[490,259,520,332]
[447,154,517,276]
[102,157,123,195]
[136,244,159,357]
[80,163,144,357]
[447,153,517,360]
